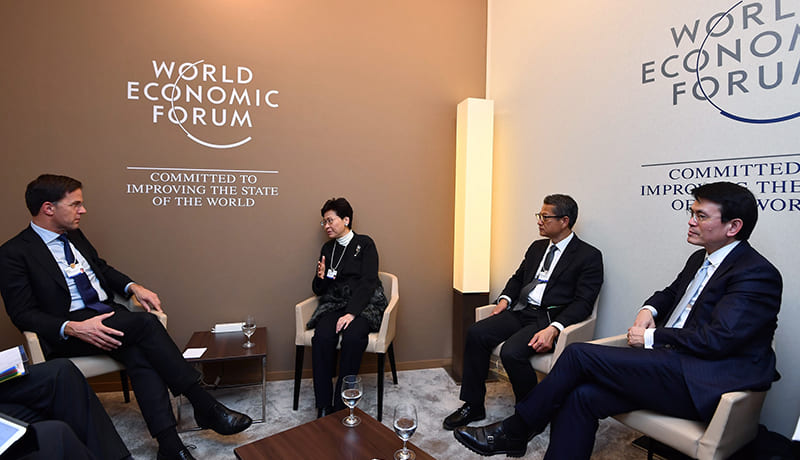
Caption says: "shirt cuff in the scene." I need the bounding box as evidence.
[550,321,565,332]
[124,282,135,295]
[497,295,512,307]
[641,305,658,318]
[644,328,655,349]
[60,321,69,340]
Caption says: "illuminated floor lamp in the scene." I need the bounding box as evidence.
[450,98,494,382]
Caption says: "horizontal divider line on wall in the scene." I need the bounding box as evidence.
[87,358,452,394]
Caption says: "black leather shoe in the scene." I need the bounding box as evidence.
[443,403,486,430]
[195,403,252,435]
[317,406,335,418]
[156,447,196,460]
[454,421,527,457]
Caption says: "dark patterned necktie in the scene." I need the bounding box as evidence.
[58,234,112,313]
[512,245,558,311]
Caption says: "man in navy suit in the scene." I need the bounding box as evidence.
[454,181,782,459]
[1,359,130,460]
[0,174,252,460]
[443,194,603,430]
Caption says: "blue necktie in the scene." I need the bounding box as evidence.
[58,234,113,314]
[667,259,711,328]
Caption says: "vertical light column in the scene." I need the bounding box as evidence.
[450,97,494,382]
[454,97,494,292]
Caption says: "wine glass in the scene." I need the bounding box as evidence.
[242,315,256,349]
[393,403,417,460]
[340,375,362,427]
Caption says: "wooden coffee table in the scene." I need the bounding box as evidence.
[234,408,435,460]
[179,327,267,426]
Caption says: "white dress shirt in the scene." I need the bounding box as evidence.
[641,240,741,348]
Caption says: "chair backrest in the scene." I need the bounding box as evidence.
[373,272,399,352]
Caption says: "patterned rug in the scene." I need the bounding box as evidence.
[100,367,646,459]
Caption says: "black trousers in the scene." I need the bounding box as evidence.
[0,359,129,460]
[48,305,200,437]
[460,308,552,406]
[311,311,370,409]
[0,421,99,460]
[515,342,701,460]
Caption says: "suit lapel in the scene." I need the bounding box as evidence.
[21,226,69,293]
[684,242,748,325]
[525,241,548,284]
[547,235,579,285]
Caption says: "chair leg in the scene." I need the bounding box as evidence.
[647,436,654,460]
[388,342,398,384]
[119,370,130,403]
[293,346,304,411]
[377,353,385,422]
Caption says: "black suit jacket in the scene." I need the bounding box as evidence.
[0,226,133,347]
[499,235,603,328]
[644,241,781,416]
[312,233,379,318]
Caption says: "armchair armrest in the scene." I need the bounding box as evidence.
[698,390,767,459]
[23,331,46,365]
[295,296,319,345]
[550,315,598,360]
[475,304,495,322]
[590,333,628,348]
[116,293,167,328]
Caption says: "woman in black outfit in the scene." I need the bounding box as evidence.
[308,198,387,418]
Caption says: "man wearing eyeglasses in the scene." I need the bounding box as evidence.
[443,194,603,430]
[454,182,782,459]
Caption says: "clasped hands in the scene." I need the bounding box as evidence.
[65,283,162,351]
[627,309,656,348]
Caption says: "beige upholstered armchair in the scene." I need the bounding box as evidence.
[593,333,769,460]
[23,294,167,403]
[474,299,599,376]
[293,271,399,421]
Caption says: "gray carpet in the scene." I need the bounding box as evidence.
[99,368,646,459]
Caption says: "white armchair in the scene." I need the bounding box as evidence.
[474,299,599,376]
[593,333,769,460]
[23,294,167,403]
[293,271,399,421]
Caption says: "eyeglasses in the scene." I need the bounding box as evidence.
[535,213,565,222]
[687,209,717,223]
[320,217,338,227]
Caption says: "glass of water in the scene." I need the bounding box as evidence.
[242,315,256,349]
[341,375,362,427]
[393,402,417,460]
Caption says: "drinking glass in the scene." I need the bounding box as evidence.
[242,315,256,349]
[393,403,417,460]
[341,375,362,427]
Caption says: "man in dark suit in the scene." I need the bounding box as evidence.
[0,175,253,460]
[454,181,782,459]
[1,359,130,460]
[443,194,603,430]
